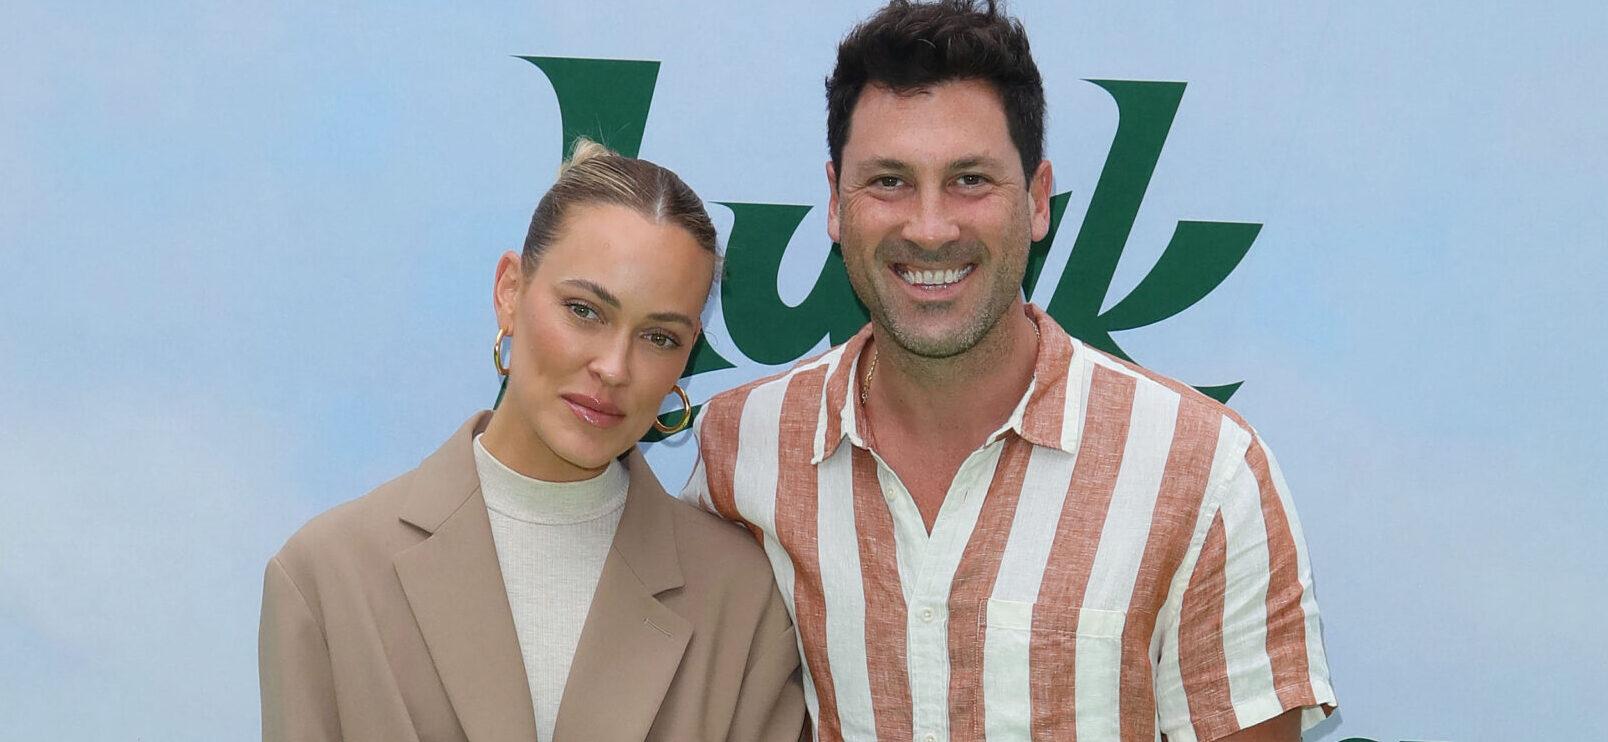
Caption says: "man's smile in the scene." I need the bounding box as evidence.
[893,263,975,288]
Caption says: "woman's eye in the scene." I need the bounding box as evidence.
[566,302,599,320]
[646,332,681,349]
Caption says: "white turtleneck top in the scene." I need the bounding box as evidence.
[472,434,627,742]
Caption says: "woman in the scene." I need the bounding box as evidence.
[259,140,806,742]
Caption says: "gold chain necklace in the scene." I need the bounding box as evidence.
[860,346,879,406]
[860,319,1039,406]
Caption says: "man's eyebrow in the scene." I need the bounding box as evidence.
[560,278,621,308]
[858,157,912,174]
[951,155,1007,171]
[854,155,1007,173]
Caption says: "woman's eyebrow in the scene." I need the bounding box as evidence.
[563,278,697,328]
[561,278,621,308]
[646,311,698,329]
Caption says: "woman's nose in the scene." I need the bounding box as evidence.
[588,335,631,386]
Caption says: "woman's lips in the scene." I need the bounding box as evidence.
[561,394,626,429]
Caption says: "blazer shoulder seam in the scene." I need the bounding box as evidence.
[268,555,330,649]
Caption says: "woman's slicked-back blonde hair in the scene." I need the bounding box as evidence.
[521,138,721,282]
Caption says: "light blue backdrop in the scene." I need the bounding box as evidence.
[3,2,1604,740]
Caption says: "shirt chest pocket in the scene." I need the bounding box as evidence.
[972,597,1128,739]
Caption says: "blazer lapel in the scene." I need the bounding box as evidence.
[551,449,692,742]
[393,413,538,742]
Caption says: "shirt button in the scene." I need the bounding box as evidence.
[923,734,937,742]
[921,607,936,623]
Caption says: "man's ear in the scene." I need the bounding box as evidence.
[1028,159,1054,242]
[825,160,842,243]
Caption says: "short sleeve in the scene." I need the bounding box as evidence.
[678,407,718,514]
[677,390,760,538]
[1154,433,1337,742]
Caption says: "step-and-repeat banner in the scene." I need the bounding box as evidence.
[4,1,1603,740]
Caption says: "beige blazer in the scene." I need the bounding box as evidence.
[259,412,806,741]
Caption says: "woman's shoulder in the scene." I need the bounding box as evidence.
[277,411,489,564]
[662,494,778,588]
[619,447,773,585]
[270,467,426,584]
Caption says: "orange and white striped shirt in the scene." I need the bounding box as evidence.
[681,305,1336,741]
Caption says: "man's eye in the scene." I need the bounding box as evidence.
[957,174,986,187]
[875,176,903,189]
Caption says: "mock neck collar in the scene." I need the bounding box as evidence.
[472,434,627,525]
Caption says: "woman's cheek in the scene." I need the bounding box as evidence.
[636,356,685,410]
[534,315,589,372]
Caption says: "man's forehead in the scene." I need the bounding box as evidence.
[843,80,1016,167]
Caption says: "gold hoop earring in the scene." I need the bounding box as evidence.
[493,327,510,377]
[652,384,693,435]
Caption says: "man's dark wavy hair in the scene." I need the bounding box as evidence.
[826,0,1046,181]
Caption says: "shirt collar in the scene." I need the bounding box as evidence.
[812,303,1081,464]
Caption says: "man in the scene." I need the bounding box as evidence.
[682,1,1336,740]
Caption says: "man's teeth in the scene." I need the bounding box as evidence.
[899,265,973,286]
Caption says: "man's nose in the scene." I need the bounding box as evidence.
[899,188,962,249]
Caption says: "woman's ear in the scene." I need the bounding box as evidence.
[492,250,524,330]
